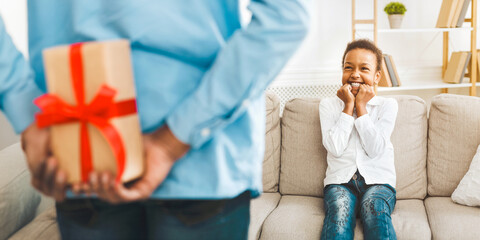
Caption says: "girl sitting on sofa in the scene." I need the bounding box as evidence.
[319,39,398,240]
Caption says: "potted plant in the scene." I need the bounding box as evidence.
[384,2,407,29]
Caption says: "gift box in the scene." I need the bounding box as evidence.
[35,40,144,184]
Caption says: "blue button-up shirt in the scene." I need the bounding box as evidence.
[0,0,309,199]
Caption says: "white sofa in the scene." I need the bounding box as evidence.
[1,93,480,240]
[249,92,480,240]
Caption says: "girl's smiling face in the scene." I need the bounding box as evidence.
[342,48,381,96]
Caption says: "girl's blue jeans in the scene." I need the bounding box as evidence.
[321,171,397,240]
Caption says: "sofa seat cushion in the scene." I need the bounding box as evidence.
[425,197,480,240]
[259,196,430,240]
[9,206,60,240]
[249,192,281,240]
[390,199,431,240]
[260,195,323,239]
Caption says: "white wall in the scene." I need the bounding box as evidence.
[0,0,28,55]
[0,0,27,150]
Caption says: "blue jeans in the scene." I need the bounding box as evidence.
[56,191,250,240]
[321,172,397,240]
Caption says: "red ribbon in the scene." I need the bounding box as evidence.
[35,42,138,183]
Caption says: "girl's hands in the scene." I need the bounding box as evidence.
[337,84,355,116]
[355,84,375,116]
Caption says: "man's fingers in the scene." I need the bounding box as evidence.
[112,183,145,203]
[105,174,135,204]
[94,172,122,204]
[109,176,157,204]
[88,132,180,204]
[31,177,43,192]
[53,170,67,202]
[100,173,115,199]
[22,124,54,197]
[119,179,154,201]
[71,182,83,195]
[42,157,58,196]
[89,172,101,196]
[21,124,70,201]
[121,156,172,201]
[93,172,156,204]
[28,155,47,183]
[30,159,46,192]
[23,126,50,171]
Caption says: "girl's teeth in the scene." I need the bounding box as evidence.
[351,83,360,87]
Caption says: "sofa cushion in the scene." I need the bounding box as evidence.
[35,195,55,217]
[263,92,281,193]
[0,143,41,239]
[388,96,428,199]
[248,192,281,240]
[425,197,480,240]
[279,98,327,197]
[259,196,430,240]
[389,199,431,240]
[9,206,60,240]
[428,94,480,196]
[260,195,323,239]
[279,96,428,199]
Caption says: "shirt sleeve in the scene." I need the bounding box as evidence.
[166,0,310,148]
[0,18,42,133]
[355,98,398,158]
[319,98,355,158]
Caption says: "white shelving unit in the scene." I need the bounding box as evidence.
[352,0,478,96]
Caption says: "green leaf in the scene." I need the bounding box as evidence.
[384,2,407,15]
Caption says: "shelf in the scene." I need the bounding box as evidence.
[356,27,473,33]
[377,78,479,92]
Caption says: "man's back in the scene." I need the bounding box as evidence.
[28,0,241,132]
[1,0,309,238]
[25,0,310,200]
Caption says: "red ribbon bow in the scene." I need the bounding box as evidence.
[35,42,138,183]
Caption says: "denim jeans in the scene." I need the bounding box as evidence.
[56,191,251,240]
[321,171,397,240]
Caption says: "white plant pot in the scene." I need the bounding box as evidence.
[388,14,404,29]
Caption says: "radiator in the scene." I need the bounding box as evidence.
[267,83,341,115]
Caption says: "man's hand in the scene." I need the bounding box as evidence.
[337,83,355,116]
[355,84,375,116]
[21,123,68,201]
[88,125,190,204]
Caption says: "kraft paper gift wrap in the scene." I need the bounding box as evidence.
[37,40,144,184]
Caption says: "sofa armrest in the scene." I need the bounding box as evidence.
[0,143,41,239]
